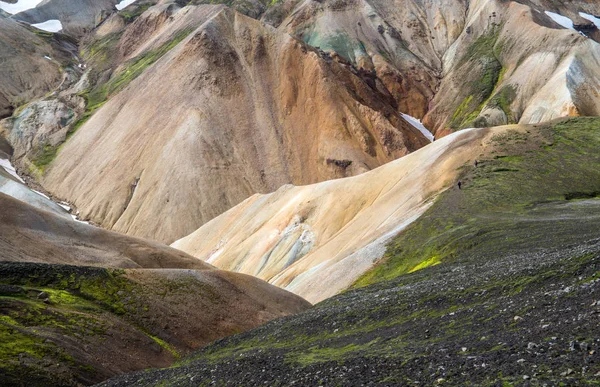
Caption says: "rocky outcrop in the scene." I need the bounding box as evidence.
[41,6,429,244]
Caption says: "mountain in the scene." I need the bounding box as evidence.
[100,117,600,386]
[11,0,119,37]
[37,5,428,244]
[269,0,600,136]
[2,0,600,385]
[0,171,309,385]
[0,10,74,119]
[4,0,598,247]
[172,125,499,303]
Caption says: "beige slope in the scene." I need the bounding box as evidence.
[173,125,516,303]
[0,192,211,269]
[42,6,428,244]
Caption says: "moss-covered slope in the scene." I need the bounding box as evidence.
[100,118,600,386]
[0,261,310,386]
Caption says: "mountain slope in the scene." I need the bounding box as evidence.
[41,6,428,244]
[100,117,600,386]
[173,126,499,303]
[0,11,72,118]
[0,190,310,384]
[271,0,600,136]
[12,0,119,36]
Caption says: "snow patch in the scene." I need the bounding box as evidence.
[0,159,25,183]
[579,12,600,29]
[0,0,43,14]
[545,11,575,30]
[401,113,435,142]
[31,19,62,33]
[116,0,138,11]
[71,214,89,224]
[32,189,50,200]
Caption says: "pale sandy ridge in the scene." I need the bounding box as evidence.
[173,125,513,303]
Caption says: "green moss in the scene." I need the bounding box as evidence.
[450,28,508,130]
[487,84,517,123]
[30,143,59,172]
[355,117,600,287]
[118,3,152,23]
[288,342,377,366]
[147,333,180,358]
[408,256,441,273]
[0,321,47,367]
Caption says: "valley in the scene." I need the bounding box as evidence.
[1,0,599,385]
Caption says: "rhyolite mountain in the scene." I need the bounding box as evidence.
[1,0,600,385]
[3,0,599,245]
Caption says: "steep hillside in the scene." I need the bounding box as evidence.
[100,117,600,386]
[271,0,600,136]
[0,11,73,118]
[173,126,500,303]
[8,0,600,248]
[0,261,310,386]
[12,0,119,36]
[2,2,220,177]
[0,189,309,384]
[41,6,428,244]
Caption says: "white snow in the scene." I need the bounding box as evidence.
[579,12,600,29]
[31,19,62,33]
[401,113,435,142]
[0,158,25,183]
[545,11,575,30]
[115,0,138,11]
[32,189,50,200]
[0,0,43,14]
[0,157,93,224]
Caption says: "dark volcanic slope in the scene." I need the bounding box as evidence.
[100,117,600,386]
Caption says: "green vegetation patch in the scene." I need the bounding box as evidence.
[118,3,153,23]
[356,117,600,286]
[450,28,517,130]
